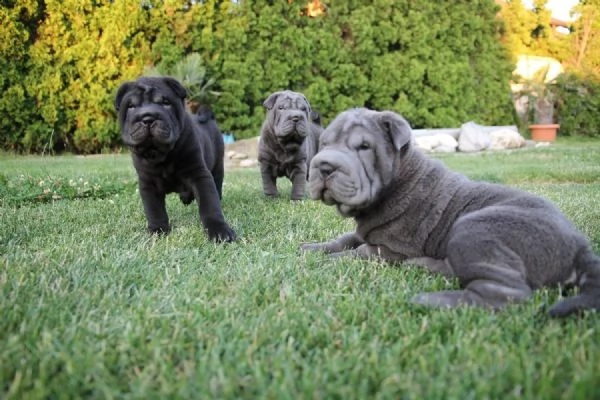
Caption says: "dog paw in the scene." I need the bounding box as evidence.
[299,242,324,252]
[326,250,357,259]
[207,224,237,243]
[148,225,171,235]
[411,292,458,309]
[411,290,504,310]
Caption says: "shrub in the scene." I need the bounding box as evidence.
[1,0,520,151]
[553,73,600,137]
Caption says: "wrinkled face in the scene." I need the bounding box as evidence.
[115,77,187,162]
[264,90,312,151]
[307,108,412,217]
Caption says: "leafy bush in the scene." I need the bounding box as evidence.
[1,0,518,151]
[552,73,600,137]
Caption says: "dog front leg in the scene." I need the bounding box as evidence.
[139,182,170,234]
[188,174,236,242]
[260,163,278,198]
[405,257,455,278]
[290,164,307,200]
[300,232,364,255]
[334,243,409,261]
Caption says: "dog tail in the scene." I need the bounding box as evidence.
[548,244,600,318]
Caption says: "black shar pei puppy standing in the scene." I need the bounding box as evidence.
[258,90,323,200]
[115,76,236,242]
[301,107,600,317]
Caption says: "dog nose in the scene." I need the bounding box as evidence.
[141,115,155,125]
[291,115,300,123]
[318,162,335,178]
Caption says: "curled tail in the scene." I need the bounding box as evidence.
[548,245,600,318]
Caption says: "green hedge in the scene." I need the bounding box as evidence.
[553,73,600,137]
[2,0,518,153]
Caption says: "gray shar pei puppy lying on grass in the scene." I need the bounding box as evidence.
[115,76,236,242]
[301,107,600,317]
[258,90,323,200]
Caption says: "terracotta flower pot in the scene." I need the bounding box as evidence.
[529,124,559,142]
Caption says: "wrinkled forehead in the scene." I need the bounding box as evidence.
[321,109,378,144]
[276,92,309,109]
[129,80,172,100]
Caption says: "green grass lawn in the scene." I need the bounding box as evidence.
[1,139,600,399]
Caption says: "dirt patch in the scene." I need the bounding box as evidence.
[224,136,260,170]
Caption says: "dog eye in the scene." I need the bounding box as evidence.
[278,105,285,110]
[127,103,136,109]
[161,99,171,106]
[357,142,370,151]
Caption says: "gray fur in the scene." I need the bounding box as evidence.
[301,108,600,317]
[258,90,323,200]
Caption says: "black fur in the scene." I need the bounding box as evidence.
[115,77,235,242]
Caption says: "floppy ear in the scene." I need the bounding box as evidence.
[263,91,283,110]
[115,81,136,111]
[162,77,188,100]
[378,111,413,151]
[310,110,321,125]
[297,93,312,114]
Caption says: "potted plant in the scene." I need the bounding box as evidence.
[514,65,560,142]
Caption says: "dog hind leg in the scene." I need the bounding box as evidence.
[411,231,534,310]
[548,245,600,317]
[411,277,532,310]
[212,163,224,200]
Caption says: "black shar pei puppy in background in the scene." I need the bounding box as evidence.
[258,90,323,200]
[115,76,236,242]
[301,107,600,318]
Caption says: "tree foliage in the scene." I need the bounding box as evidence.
[567,0,600,76]
[499,0,600,78]
[553,72,600,137]
[1,0,522,152]
[0,0,45,151]
[498,0,600,134]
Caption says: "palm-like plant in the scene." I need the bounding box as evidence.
[145,53,220,113]
[514,65,556,125]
